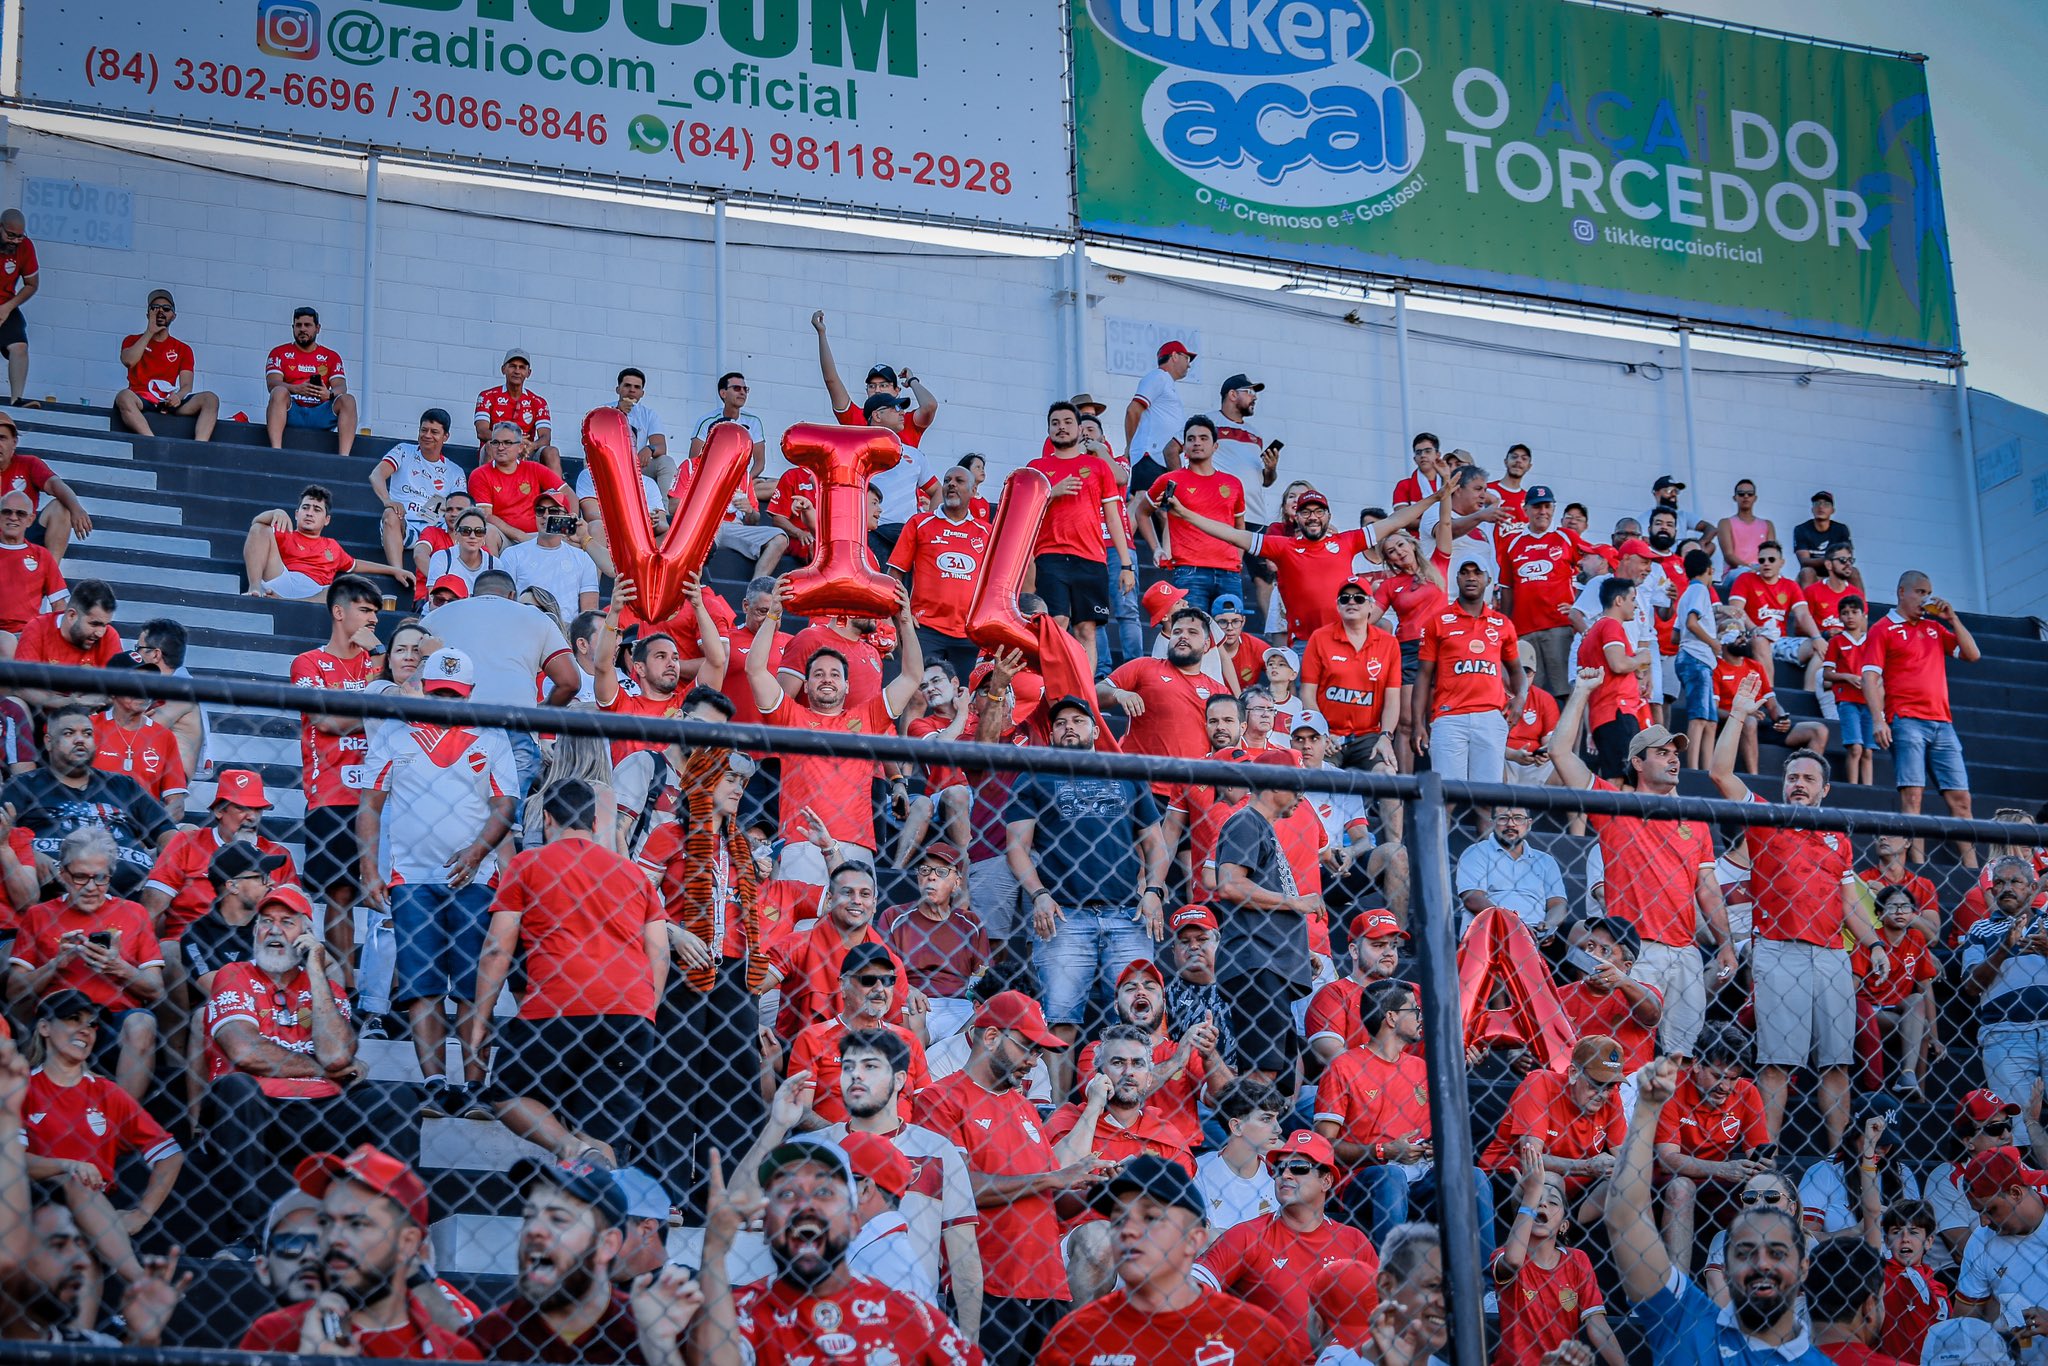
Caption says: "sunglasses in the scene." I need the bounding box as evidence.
[851,973,893,989]
[1741,1189,1789,1207]
[1273,1160,1322,1177]
[267,1233,319,1258]
[1974,1120,2014,1138]
[1336,593,1369,605]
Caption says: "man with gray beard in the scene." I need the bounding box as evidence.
[466,1158,645,1361]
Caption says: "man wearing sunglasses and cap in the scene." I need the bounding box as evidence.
[114,288,219,443]
[814,309,939,446]
[265,306,359,458]
[0,411,90,574]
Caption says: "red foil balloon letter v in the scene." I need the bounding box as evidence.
[777,422,903,619]
[581,407,752,623]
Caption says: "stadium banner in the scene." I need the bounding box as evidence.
[1072,0,1960,353]
[11,0,1070,230]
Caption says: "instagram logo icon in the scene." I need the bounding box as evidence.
[256,0,321,60]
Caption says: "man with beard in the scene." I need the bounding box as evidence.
[686,1141,979,1366]
[467,1157,644,1361]
[255,1192,328,1308]
[1027,400,1135,673]
[773,863,914,1039]
[1952,1145,2048,1340]
[1611,1057,1831,1364]
[1413,556,1525,784]
[1162,906,1241,1078]
[1653,1028,1773,1275]
[240,1145,479,1358]
[1072,958,1231,1150]
[1304,910,1409,1065]
[917,991,1111,1366]
[1100,607,1233,805]
[1962,859,2048,1150]
[2,703,173,899]
[1005,696,1170,1097]
[785,944,933,1127]
[1039,1155,1295,1366]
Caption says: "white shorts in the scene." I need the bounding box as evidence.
[263,571,327,599]
[1632,940,1708,1057]
[1770,635,1809,663]
[777,836,874,888]
[1752,937,1855,1069]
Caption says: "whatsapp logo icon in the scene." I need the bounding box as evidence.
[627,114,669,154]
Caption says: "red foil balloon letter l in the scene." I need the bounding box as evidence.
[964,467,1052,663]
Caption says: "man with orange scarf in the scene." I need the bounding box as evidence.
[634,747,778,1219]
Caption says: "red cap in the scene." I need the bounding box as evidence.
[1960,1147,2048,1203]
[257,885,318,920]
[1157,340,1195,361]
[1310,1259,1382,1350]
[535,485,573,510]
[212,769,273,811]
[971,990,1067,1050]
[839,1131,912,1198]
[1250,747,1300,768]
[1140,580,1188,626]
[1957,1090,2023,1126]
[295,1145,430,1230]
[1116,958,1164,989]
[1295,486,1330,510]
[1170,905,1218,935]
[1268,1129,1338,1172]
[1617,538,1656,560]
[916,843,964,868]
[429,574,470,600]
[1341,577,1377,596]
[1595,544,1621,569]
[1350,909,1409,941]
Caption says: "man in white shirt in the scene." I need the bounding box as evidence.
[839,1131,940,1307]
[613,365,672,491]
[1125,339,1193,471]
[1195,1078,1282,1231]
[420,569,581,796]
[1199,372,1279,529]
[497,486,599,616]
[370,407,463,573]
[1953,1145,2048,1347]
[687,370,765,474]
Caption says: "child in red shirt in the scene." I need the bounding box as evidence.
[1878,1200,1950,1363]
[1491,1140,1626,1366]
[1853,886,1940,1094]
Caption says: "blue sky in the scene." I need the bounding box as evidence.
[1673,0,2048,412]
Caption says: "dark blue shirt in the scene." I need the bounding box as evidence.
[1633,1268,1832,1366]
[1005,773,1159,908]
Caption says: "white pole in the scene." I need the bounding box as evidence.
[1678,326,1701,498]
[359,152,379,432]
[1394,286,1413,445]
[1069,240,1088,397]
[1955,361,1989,610]
[712,197,727,370]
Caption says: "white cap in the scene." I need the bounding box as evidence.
[420,647,476,697]
[1290,710,1331,739]
[609,1167,678,1223]
[1263,645,1300,670]
[1918,1318,2013,1366]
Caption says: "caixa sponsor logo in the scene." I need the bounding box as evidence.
[1090,0,1424,208]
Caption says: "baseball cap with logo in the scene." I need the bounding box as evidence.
[1653,475,1686,493]
[511,1155,629,1228]
[258,885,319,920]
[1290,710,1331,739]
[296,1146,431,1230]
[759,1136,856,1191]
[1218,373,1264,398]
[212,768,273,810]
[840,1131,912,1198]
[1295,486,1330,510]
[1170,905,1218,936]
[1956,1089,2022,1128]
[971,990,1067,1049]
[1523,485,1556,506]
[429,575,470,601]
[1097,1153,1209,1222]
[1267,1129,1337,1172]
[862,392,913,421]
[1571,1035,1626,1086]
[1116,958,1165,989]
[1959,1146,2048,1202]
[1157,340,1195,362]
[1350,909,1409,942]
[865,363,900,387]
[1140,580,1188,626]
[420,647,475,698]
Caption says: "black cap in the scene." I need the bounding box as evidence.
[1523,484,1556,505]
[510,1156,628,1228]
[209,841,290,888]
[840,942,895,976]
[37,988,100,1022]
[861,392,912,421]
[865,364,900,387]
[1096,1154,1209,1222]
[1045,694,1094,722]
[1811,490,1835,503]
[1652,475,1685,492]
[1218,373,1264,399]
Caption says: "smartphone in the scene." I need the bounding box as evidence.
[1266,440,1285,454]
[542,513,578,536]
[87,931,114,950]
[321,1311,348,1344]
[1562,946,1604,976]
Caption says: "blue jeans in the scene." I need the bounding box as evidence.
[1169,565,1237,615]
[1100,572,1142,678]
[1674,652,1717,723]
[507,729,542,826]
[391,882,496,1004]
[1342,1163,1497,1265]
[1982,1023,2048,1147]
[1891,716,1968,790]
[284,399,337,430]
[1033,906,1154,1025]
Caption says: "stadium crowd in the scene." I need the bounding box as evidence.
[0,262,2034,1366]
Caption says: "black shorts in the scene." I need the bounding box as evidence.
[1243,550,1277,584]
[0,307,26,351]
[302,804,361,896]
[1591,716,1641,781]
[1338,733,1390,771]
[1399,637,1422,687]
[491,1014,654,1148]
[1036,553,1110,626]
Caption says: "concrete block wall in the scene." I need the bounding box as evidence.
[8,121,1991,609]
[1968,389,2048,620]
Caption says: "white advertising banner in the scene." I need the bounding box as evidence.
[14,0,1071,230]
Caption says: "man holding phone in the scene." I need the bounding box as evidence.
[497,486,600,615]
[1863,569,1983,867]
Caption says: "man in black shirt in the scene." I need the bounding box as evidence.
[1212,747,1322,1090]
[181,842,288,986]
[1790,490,1857,588]
[0,704,173,897]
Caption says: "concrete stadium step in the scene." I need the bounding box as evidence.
[44,454,157,492]
[27,429,138,461]
[88,525,215,558]
[12,406,118,433]
[63,550,238,595]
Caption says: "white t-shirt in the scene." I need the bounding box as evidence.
[870,446,931,525]
[816,1121,976,1291]
[1570,572,1660,668]
[362,721,517,884]
[1923,1159,1968,1274]
[1200,411,1269,525]
[1194,1149,1276,1231]
[378,444,463,537]
[574,467,666,518]
[620,400,668,452]
[424,548,498,596]
[845,1210,938,1306]
[1675,580,1718,667]
[498,538,599,616]
[1958,1212,2048,1344]
[687,407,762,454]
[420,596,572,710]
[1127,367,1185,467]
[1304,762,1372,850]
[1797,1160,1921,1236]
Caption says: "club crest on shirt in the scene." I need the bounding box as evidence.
[85,1107,107,1136]
[811,1301,842,1331]
[1193,1341,1236,1366]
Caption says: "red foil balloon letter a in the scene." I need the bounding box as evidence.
[582,407,752,623]
[964,467,1051,662]
[778,422,903,619]
[1457,906,1577,1071]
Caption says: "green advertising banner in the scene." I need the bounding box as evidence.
[1074,0,1959,353]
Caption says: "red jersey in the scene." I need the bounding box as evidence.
[1045,1100,1195,1176]
[91,713,188,800]
[881,903,986,999]
[1653,1072,1770,1162]
[917,1071,1072,1301]
[1391,471,1441,506]
[1418,605,1519,717]
[16,611,122,669]
[1856,928,1937,1010]
[1225,633,1266,691]
[596,684,682,767]
[1253,528,1374,642]
[1553,980,1663,1072]
[766,467,820,527]
[1878,1262,1949,1363]
[11,897,161,1011]
[1585,778,1715,947]
[24,1068,179,1181]
[1493,1245,1605,1366]
[1039,1289,1294,1366]
[1489,481,1530,524]
[1197,1214,1379,1359]
[773,919,910,1038]
[0,452,56,512]
[1863,612,1958,723]
[241,1300,479,1360]
[762,693,894,847]
[1858,866,1940,921]
[1501,530,1583,635]
[1150,467,1246,570]
[493,837,661,1019]
[204,961,350,1100]
[475,385,551,436]
[468,459,556,535]
[731,1273,976,1366]
[1805,579,1853,636]
[1480,1068,1626,1173]
[1313,1045,1432,1146]
[0,237,38,300]
[886,511,990,638]
[1729,572,1803,636]
[1827,632,1871,707]
[274,529,355,586]
[0,541,64,633]
[1374,573,1447,644]
[1302,623,1400,737]
[1745,792,1855,946]
[1507,689,1560,753]
[1305,978,1371,1053]
[787,1018,930,1125]
[1106,658,1229,771]
[1712,656,1774,713]
[265,343,346,404]
[725,629,791,729]
[1075,1034,1208,1148]
[1028,450,1122,562]
[780,624,884,708]
[144,827,300,940]
[121,332,193,402]
[1577,617,1642,728]
[290,646,375,809]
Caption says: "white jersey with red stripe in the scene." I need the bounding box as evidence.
[362,722,518,884]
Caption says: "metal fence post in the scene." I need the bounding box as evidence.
[1408,769,1484,1366]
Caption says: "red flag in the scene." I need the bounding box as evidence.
[1023,615,1121,755]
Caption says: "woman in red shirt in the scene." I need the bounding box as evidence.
[1371,530,1446,772]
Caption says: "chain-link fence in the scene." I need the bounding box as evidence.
[0,659,2043,1366]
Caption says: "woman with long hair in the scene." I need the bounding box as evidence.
[425,508,497,594]
[356,617,429,1032]
[1373,529,1446,773]
[522,707,619,850]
